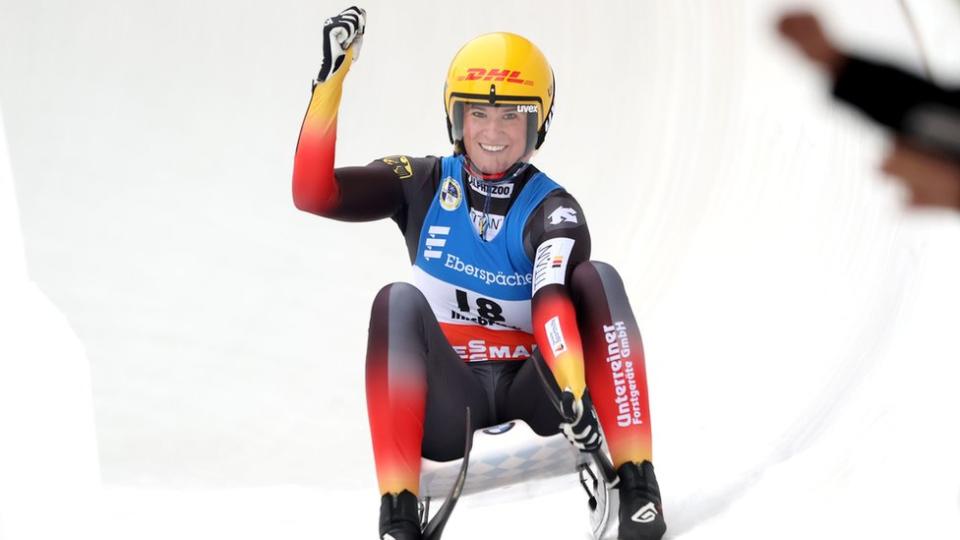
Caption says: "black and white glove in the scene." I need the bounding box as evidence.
[560,390,603,452]
[316,6,366,84]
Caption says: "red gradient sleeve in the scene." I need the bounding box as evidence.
[533,284,587,398]
[292,51,407,221]
[527,195,592,399]
[291,53,353,215]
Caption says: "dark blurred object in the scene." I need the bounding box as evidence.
[778,11,960,210]
[833,57,960,163]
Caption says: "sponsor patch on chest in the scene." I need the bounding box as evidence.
[467,176,515,198]
[468,208,505,241]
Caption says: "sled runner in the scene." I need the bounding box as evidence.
[418,418,620,539]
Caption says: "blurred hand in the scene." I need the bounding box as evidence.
[882,140,960,210]
[777,11,846,75]
[316,6,366,83]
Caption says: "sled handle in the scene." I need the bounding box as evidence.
[530,356,618,484]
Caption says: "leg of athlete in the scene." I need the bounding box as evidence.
[366,282,492,540]
[570,261,666,540]
[496,355,564,437]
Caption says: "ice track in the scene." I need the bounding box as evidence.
[2,0,960,538]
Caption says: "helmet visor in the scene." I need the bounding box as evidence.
[449,96,542,159]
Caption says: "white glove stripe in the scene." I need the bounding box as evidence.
[340,13,359,29]
[572,424,592,439]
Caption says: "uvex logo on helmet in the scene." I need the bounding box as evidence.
[457,68,535,86]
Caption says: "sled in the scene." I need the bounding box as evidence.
[418,418,620,539]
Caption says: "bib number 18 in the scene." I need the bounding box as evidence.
[455,289,505,324]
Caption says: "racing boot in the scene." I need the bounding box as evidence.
[616,460,666,540]
[379,490,421,540]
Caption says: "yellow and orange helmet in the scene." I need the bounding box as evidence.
[443,32,555,155]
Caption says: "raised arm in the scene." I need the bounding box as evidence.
[292,6,405,221]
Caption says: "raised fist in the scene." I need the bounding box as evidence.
[316,6,366,84]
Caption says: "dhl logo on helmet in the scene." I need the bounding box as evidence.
[458,68,535,86]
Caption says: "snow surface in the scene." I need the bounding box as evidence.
[2,0,960,538]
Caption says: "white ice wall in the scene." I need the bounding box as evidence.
[0,102,103,537]
[1,0,959,538]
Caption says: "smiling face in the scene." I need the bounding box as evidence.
[461,104,531,174]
